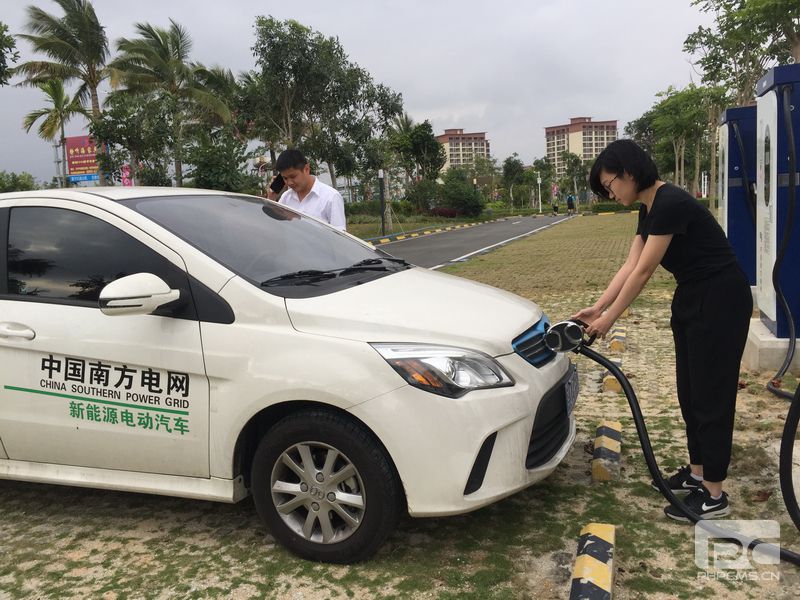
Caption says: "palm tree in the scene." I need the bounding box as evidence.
[388,112,415,138]
[22,79,89,187]
[388,112,416,184]
[109,19,230,186]
[14,0,109,183]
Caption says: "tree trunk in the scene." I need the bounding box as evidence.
[680,140,686,188]
[269,142,277,174]
[327,161,338,190]
[692,138,701,195]
[673,141,679,185]
[89,84,108,186]
[709,108,719,206]
[60,123,68,188]
[384,170,393,232]
[784,26,800,63]
[173,116,183,187]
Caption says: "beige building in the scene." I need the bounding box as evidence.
[545,117,617,177]
[435,128,491,170]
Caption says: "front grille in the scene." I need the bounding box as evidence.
[513,316,555,367]
[525,364,574,469]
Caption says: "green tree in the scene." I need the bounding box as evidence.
[251,17,401,188]
[186,128,260,194]
[15,0,109,183]
[22,79,89,187]
[684,0,793,104]
[410,121,446,180]
[109,19,231,186]
[740,0,800,63]
[0,21,19,86]
[502,153,525,207]
[559,151,589,198]
[89,93,171,185]
[388,113,417,184]
[440,167,484,217]
[405,179,440,213]
[530,157,555,207]
[650,85,708,190]
[0,171,38,192]
[470,155,499,178]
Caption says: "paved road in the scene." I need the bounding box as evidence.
[380,214,575,269]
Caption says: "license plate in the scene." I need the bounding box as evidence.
[565,365,579,415]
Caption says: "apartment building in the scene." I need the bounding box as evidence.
[435,128,491,170]
[545,117,617,177]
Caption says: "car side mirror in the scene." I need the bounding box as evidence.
[99,273,181,316]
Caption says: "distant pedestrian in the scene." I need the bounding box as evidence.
[566,194,576,215]
[551,197,559,215]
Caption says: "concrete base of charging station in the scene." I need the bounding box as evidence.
[742,318,800,373]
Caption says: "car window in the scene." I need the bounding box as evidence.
[121,194,402,297]
[6,206,192,311]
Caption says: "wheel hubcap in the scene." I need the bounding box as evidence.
[270,442,366,544]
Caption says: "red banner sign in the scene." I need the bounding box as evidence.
[65,135,99,176]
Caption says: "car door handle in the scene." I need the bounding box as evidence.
[0,322,36,340]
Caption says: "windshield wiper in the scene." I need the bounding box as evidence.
[261,270,337,287]
[261,258,411,287]
[340,257,411,272]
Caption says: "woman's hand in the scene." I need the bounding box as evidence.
[585,312,615,339]
[570,306,602,325]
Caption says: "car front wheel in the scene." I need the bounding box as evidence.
[251,410,402,563]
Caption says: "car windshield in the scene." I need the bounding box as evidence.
[120,194,408,298]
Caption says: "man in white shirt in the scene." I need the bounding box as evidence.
[266,149,347,231]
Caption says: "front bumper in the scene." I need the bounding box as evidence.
[348,352,577,516]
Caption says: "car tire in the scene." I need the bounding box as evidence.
[251,410,402,563]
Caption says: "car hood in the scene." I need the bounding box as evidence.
[285,267,542,356]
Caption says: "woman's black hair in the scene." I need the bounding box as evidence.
[589,139,659,200]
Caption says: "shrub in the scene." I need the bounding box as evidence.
[344,200,382,216]
[430,207,460,218]
[405,179,440,213]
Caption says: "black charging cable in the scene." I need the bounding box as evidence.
[544,321,800,566]
[731,120,758,224]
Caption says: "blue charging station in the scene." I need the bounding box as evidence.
[718,106,757,285]
[756,64,800,339]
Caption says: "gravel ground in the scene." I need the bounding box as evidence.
[2,212,799,599]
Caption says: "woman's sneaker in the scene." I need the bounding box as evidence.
[651,465,702,494]
[664,486,730,521]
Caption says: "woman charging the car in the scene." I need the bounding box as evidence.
[572,139,752,521]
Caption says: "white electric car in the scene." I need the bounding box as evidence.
[0,188,577,562]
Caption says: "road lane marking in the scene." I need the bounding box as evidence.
[430,216,574,270]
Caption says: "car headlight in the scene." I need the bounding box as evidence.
[370,343,514,398]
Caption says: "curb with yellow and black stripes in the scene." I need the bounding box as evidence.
[568,309,634,598]
[569,523,616,599]
[365,214,552,246]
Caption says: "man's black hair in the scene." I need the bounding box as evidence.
[276,149,308,172]
[589,139,659,200]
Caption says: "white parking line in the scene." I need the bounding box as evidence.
[512,220,522,224]
[430,216,574,270]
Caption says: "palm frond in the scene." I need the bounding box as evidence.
[12,59,80,84]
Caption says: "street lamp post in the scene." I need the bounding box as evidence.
[536,172,542,213]
[378,169,386,236]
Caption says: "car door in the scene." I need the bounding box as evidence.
[0,199,209,477]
